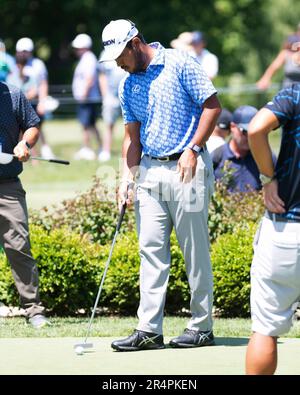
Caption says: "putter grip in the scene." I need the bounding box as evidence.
[116,203,126,231]
[49,159,70,165]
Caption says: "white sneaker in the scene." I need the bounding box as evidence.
[98,151,111,162]
[74,147,96,160]
[41,145,55,159]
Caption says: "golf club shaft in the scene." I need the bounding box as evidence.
[84,203,127,344]
[13,155,70,165]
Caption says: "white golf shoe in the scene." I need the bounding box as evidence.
[74,147,96,160]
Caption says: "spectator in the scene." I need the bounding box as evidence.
[256,23,300,90]
[170,31,219,79]
[7,53,38,101]
[15,37,55,160]
[0,39,16,82]
[100,19,221,352]
[206,108,232,153]
[246,83,300,375]
[0,81,50,328]
[98,55,126,162]
[211,105,265,192]
[72,33,101,161]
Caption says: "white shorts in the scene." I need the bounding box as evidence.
[251,216,300,336]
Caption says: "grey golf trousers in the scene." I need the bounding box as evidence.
[135,152,214,335]
[0,179,44,318]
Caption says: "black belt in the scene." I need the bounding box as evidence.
[146,146,206,162]
[265,210,300,223]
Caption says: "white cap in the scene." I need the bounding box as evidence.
[170,32,194,51]
[16,37,34,52]
[99,19,139,62]
[72,33,92,49]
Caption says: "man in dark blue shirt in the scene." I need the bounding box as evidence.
[211,105,261,192]
[0,81,49,328]
[246,83,300,374]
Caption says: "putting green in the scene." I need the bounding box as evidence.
[0,337,299,375]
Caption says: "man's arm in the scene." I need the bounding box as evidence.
[177,93,221,182]
[118,122,142,207]
[248,108,285,213]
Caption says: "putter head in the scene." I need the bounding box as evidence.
[74,342,93,350]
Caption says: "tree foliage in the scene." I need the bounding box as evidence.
[0,0,299,84]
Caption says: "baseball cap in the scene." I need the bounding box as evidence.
[72,33,92,49]
[232,105,258,132]
[16,37,34,52]
[191,31,204,44]
[170,32,194,51]
[217,109,233,130]
[99,19,139,62]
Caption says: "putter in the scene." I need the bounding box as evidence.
[0,152,69,165]
[74,202,127,353]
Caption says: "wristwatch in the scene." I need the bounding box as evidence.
[185,142,201,153]
[259,173,274,186]
[21,140,31,149]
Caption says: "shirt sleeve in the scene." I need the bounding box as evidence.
[16,90,40,131]
[264,85,295,126]
[118,77,138,124]
[180,55,217,106]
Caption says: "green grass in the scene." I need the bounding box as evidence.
[1,316,299,338]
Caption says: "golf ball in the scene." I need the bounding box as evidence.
[75,346,84,355]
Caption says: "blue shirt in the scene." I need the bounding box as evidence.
[0,82,40,179]
[119,42,217,157]
[265,83,300,220]
[212,143,262,192]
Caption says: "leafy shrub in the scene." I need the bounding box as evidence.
[0,253,18,306]
[102,231,189,315]
[30,177,136,245]
[208,181,264,243]
[211,222,258,317]
[29,225,107,314]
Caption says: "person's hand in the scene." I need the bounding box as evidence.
[263,179,285,213]
[176,149,197,183]
[37,101,46,116]
[256,77,270,91]
[118,180,135,211]
[13,140,31,162]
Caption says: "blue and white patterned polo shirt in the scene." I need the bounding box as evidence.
[119,42,217,157]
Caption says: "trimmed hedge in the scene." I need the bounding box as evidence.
[0,225,106,314]
[211,222,258,317]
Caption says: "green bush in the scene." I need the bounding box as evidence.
[30,177,136,245]
[0,253,18,306]
[208,181,264,243]
[102,231,189,315]
[29,225,107,314]
[211,222,258,318]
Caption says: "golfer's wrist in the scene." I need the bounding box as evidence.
[21,140,31,150]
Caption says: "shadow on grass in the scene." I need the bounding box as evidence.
[215,337,249,346]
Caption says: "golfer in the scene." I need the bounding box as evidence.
[0,81,49,328]
[99,19,221,351]
[246,83,300,374]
